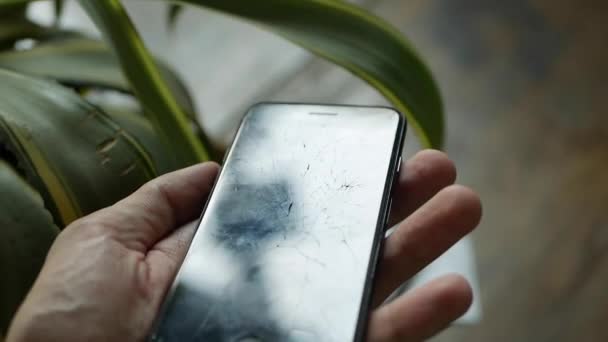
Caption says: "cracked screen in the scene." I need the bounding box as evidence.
[153,104,403,342]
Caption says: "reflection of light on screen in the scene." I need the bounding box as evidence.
[240,109,394,341]
[180,237,240,297]
[156,105,402,341]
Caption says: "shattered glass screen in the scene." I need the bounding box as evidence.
[153,104,402,342]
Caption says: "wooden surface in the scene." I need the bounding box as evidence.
[50,0,608,340]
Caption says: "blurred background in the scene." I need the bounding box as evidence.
[29,0,608,340]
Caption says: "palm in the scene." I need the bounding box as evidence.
[7,150,481,342]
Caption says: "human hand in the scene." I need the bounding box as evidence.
[7,150,481,342]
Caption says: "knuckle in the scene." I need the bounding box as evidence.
[410,149,457,184]
[440,185,482,220]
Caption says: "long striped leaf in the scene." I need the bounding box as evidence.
[0,37,197,120]
[171,0,444,147]
[4,0,443,147]
[93,102,175,174]
[0,160,59,334]
[167,3,184,30]
[79,0,209,165]
[0,2,27,19]
[0,19,44,48]
[0,69,157,226]
[53,0,65,25]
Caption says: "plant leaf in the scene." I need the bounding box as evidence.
[0,2,84,49]
[167,3,183,31]
[0,4,31,46]
[0,37,198,118]
[53,0,65,26]
[0,38,126,87]
[4,0,443,147]
[0,2,28,19]
[173,0,444,147]
[0,18,45,48]
[0,160,59,334]
[0,69,157,226]
[91,100,175,174]
[79,0,209,165]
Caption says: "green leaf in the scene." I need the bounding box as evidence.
[5,0,443,147]
[90,99,175,174]
[54,0,66,26]
[174,0,444,147]
[167,3,183,31]
[0,69,157,226]
[0,13,82,49]
[0,38,126,87]
[0,19,45,48]
[0,37,198,118]
[0,160,59,335]
[79,0,209,165]
[0,2,28,19]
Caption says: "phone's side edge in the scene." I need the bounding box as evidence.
[354,111,407,342]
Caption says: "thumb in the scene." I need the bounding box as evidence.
[75,162,219,253]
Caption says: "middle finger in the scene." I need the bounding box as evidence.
[372,185,481,306]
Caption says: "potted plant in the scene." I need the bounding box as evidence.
[0,0,443,335]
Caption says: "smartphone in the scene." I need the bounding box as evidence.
[151,103,406,342]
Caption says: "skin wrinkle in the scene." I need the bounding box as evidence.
[372,184,481,307]
[389,185,481,263]
[370,275,472,341]
[6,155,481,342]
[130,181,188,247]
[136,250,154,300]
[389,150,456,226]
[149,227,186,265]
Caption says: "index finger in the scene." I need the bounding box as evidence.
[388,150,456,227]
